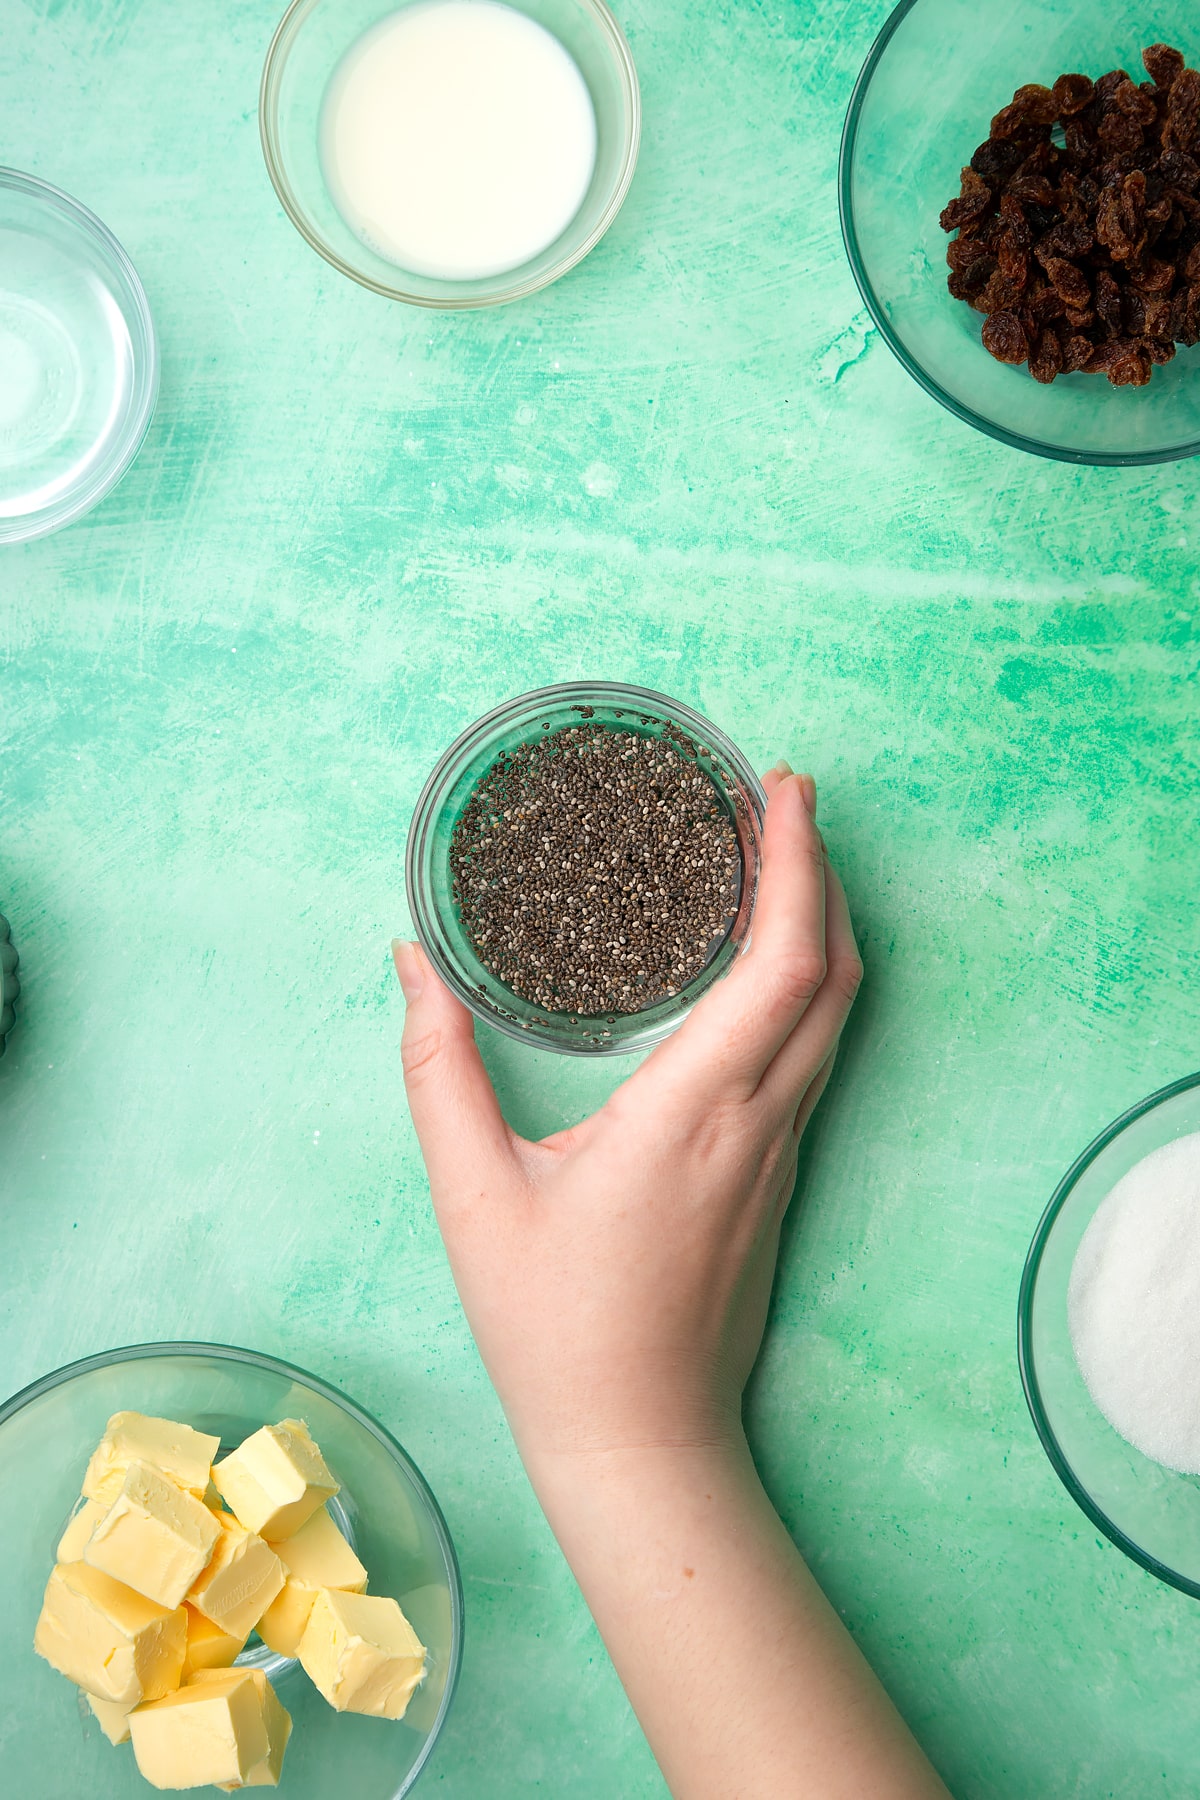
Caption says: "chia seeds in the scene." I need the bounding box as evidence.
[449,722,742,1016]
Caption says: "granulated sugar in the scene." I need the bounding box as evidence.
[1068,1129,1200,1474]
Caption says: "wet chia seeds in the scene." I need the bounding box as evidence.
[449,721,742,1016]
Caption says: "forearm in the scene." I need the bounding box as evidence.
[525,1436,950,1800]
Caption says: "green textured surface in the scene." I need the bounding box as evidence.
[2,1,1200,1795]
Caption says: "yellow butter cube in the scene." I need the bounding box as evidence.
[187,1513,284,1640]
[270,1503,367,1588]
[189,1669,293,1789]
[298,1589,426,1720]
[83,1413,219,1508]
[57,1497,107,1563]
[34,1562,186,1706]
[181,1602,246,1676]
[258,1506,367,1657]
[214,1419,337,1541]
[85,1461,220,1610]
[129,1669,269,1791]
[86,1690,136,1745]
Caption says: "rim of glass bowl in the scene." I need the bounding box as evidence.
[259,0,642,310]
[405,681,767,1057]
[0,1339,466,1782]
[0,167,160,544]
[1016,1068,1200,1597]
[836,1,1200,469]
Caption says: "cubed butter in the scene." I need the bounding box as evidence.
[57,1497,107,1563]
[298,1589,426,1720]
[214,1419,337,1540]
[189,1669,293,1790]
[129,1669,269,1791]
[83,1413,220,1507]
[86,1690,136,1745]
[34,1562,186,1706]
[187,1513,285,1640]
[258,1506,367,1657]
[85,1461,220,1609]
[182,1602,246,1676]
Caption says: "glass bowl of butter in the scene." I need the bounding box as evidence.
[0,1341,462,1796]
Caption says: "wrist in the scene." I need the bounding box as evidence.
[520,1431,760,1533]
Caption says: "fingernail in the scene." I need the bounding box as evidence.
[799,774,817,816]
[391,939,425,1000]
[771,758,794,776]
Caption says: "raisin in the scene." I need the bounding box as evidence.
[1143,44,1186,91]
[1121,288,1147,334]
[1039,255,1091,307]
[939,168,993,232]
[1007,174,1056,206]
[1098,110,1145,156]
[1028,327,1064,382]
[1037,217,1095,258]
[1095,268,1123,333]
[948,260,996,302]
[971,137,1026,184]
[1114,78,1159,126]
[1143,336,1177,363]
[1143,294,1174,336]
[1063,333,1094,370]
[1107,344,1153,385]
[981,310,1029,363]
[1094,69,1133,104]
[1027,286,1066,324]
[1053,72,1095,115]
[1131,254,1175,292]
[1167,67,1200,149]
[1159,148,1200,190]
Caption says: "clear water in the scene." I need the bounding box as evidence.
[0,181,153,540]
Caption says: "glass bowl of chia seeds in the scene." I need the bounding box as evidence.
[405,683,767,1056]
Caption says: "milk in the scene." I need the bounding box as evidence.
[321,0,598,281]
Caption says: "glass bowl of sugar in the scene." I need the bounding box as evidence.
[260,0,639,307]
[1019,1071,1200,1595]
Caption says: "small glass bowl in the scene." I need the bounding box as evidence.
[0,169,158,542]
[406,682,766,1056]
[260,0,640,308]
[0,1341,463,1798]
[840,0,1200,464]
[1018,1071,1200,1595]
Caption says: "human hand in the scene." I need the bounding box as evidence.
[393,766,862,1469]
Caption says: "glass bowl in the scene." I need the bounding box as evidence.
[0,1342,463,1797]
[0,170,158,542]
[840,0,1200,464]
[406,682,767,1056]
[1018,1071,1200,1595]
[260,0,640,307]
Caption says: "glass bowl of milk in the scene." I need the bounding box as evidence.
[1019,1070,1200,1597]
[261,0,639,306]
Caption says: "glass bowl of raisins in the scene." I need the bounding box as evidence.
[840,0,1200,463]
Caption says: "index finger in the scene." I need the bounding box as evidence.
[624,771,828,1107]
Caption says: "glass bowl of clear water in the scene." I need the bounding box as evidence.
[1019,1071,1200,1595]
[0,1342,463,1797]
[0,169,158,543]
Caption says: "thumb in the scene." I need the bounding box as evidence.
[393,940,514,1198]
